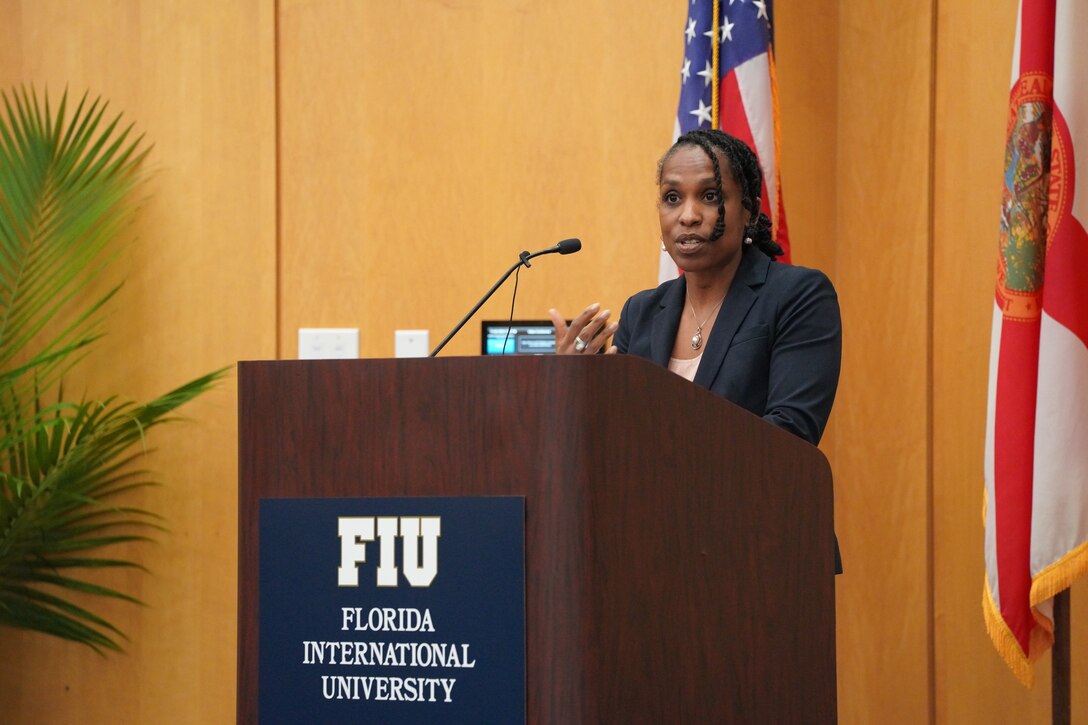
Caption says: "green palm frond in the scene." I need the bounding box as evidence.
[0,87,224,651]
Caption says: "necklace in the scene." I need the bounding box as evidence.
[687,295,726,350]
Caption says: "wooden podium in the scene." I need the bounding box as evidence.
[238,355,837,722]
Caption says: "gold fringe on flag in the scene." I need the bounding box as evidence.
[982,578,1044,688]
[1030,538,1088,604]
[982,489,1088,687]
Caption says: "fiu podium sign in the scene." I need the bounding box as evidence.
[239,357,838,723]
[258,496,525,724]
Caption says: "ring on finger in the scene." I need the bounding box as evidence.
[573,337,588,352]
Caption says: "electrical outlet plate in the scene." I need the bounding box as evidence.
[395,329,430,358]
[298,328,359,360]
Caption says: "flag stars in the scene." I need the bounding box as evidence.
[685,17,697,43]
[697,60,714,87]
[689,99,713,126]
[754,0,769,19]
[681,58,692,83]
[721,17,735,42]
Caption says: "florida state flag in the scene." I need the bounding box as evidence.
[984,0,1088,687]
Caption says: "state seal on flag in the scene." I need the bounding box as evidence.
[1046,105,1073,244]
[997,72,1054,322]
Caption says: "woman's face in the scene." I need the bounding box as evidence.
[658,145,751,277]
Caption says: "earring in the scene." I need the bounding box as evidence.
[744,236,753,245]
[661,239,667,252]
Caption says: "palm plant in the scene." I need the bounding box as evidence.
[0,87,224,651]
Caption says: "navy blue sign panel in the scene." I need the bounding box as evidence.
[259,496,526,724]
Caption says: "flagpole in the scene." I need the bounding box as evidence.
[1052,589,1070,725]
[710,0,719,129]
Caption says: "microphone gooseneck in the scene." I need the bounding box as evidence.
[429,238,582,357]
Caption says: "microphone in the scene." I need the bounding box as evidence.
[516,238,582,268]
[558,238,582,254]
[429,239,582,357]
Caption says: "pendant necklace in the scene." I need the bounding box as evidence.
[687,295,726,350]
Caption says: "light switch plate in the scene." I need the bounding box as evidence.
[395,329,430,358]
[298,328,359,360]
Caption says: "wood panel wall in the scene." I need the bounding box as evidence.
[0,1,277,723]
[277,0,678,359]
[0,1,1085,723]
[832,1,936,720]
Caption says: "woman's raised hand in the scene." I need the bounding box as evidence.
[548,303,619,355]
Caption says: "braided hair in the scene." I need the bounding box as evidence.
[657,129,784,260]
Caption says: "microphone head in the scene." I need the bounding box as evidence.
[557,238,582,255]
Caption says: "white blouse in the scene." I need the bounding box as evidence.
[667,353,703,382]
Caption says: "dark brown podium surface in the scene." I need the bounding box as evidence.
[238,355,836,723]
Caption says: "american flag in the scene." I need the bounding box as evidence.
[660,0,790,283]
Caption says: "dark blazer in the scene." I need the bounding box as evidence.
[613,248,842,447]
[614,248,844,573]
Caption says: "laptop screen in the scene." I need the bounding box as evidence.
[480,320,559,355]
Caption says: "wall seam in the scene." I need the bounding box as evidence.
[274,0,283,360]
[926,0,939,722]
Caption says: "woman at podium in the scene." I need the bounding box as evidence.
[549,129,841,449]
